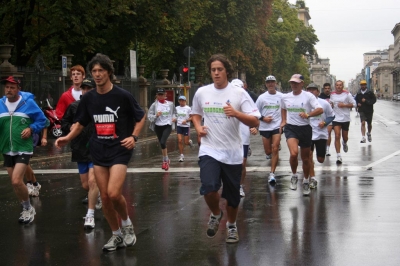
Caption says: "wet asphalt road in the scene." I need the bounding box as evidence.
[1,100,400,266]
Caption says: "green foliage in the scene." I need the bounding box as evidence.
[0,0,318,83]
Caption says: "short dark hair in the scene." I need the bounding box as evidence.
[207,54,234,79]
[323,83,331,87]
[87,53,114,79]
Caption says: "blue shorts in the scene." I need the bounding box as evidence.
[198,155,242,208]
[77,162,94,174]
[177,126,189,136]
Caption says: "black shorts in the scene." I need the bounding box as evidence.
[311,139,327,158]
[259,128,280,139]
[89,142,133,167]
[243,145,249,158]
[332,121,350,131]
[359,112,373,124]
[284,124,312,148]
[177,126,190,136]
[198,155,241,208]
[3,154,31,167]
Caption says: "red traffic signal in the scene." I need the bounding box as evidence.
[183,66,189,73]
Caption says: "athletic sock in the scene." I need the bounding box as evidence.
[113,228,123,236]
[86,209,95,218]
[22,200,31,210]
[212,211,222,219]
[121,217,132,227]
[227,222,236,228]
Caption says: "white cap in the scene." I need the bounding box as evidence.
[231,79,244,88]
[265,75,276,81]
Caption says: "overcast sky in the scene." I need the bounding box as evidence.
[288,0,400,84]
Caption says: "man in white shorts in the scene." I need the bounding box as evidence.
[256,75,283,184]
[280,74,323,196]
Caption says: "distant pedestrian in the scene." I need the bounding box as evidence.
[318,83,334,156]
[256,75,283,184]
[306,83,335,190]
[148,88,177,170]
[355,80,376,143]
[330,80,356,164]
[191,54,260,243]
[175,95,194,162]
[280,74,322,195]
[0,76,47,224]
[55,53,145,252]
[61,78,102,230]
[55,65,85,120]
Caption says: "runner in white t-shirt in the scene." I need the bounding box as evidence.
[256,75,283,184]
[330,80,356,164]
[192,54,260,244]
[175,95,194,162]
[280,74,323,196]
[231,79,258,198]
[306,83,335,190]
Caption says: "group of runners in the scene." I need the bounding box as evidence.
[1,53,376,252]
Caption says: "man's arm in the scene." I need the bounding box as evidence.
[55,122,84,148]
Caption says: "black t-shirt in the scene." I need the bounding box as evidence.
[319,93,330,100]
[75,85,145,148]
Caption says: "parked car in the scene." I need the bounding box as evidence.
[392,93,400,101]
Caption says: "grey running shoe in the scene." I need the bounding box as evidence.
[303,183,310,196]
[360,137,366,143]
[188,139,194,149]
[103,235,125,252]
[342,141,348,153]
[207,211,223,238]
[226,225,239,244]
[268,172,276,184]
[19,206,36,224]
[309,179,318,189]
[367,133,372,142]
[290,175,298,190]
[247,147,252,157]
[266,154,271,160]
[239,185,245,197]
[84,216,95,229]
[121,224,137,246]
[336,156,343,164]
[95,195,102,210]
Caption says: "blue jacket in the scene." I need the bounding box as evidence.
[0,91,47,154]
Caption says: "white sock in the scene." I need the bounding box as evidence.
[86,209,95,218]
[211,211,221,219]
[227,222,236,228]
[113,228,122,236]
[121,217,132,227]
[337,153,341,157]
[303,178,309,184]
[180,154,184,157]
[311,176,316,181]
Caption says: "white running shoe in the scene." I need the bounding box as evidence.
[303,183,310,196]
[103,235,125,252]
[310,178,318,189]
[121,224,137,246]
[367,133,372,142]
[179,155,184,162]
[188,139,194,149]
[239,185,245,197]
[336,156,343,164]
[19,206,36,224]
[27,183,34,196]
[326,148,330,156]
[84,216,95,229]
[31,183,41,197]
[268,172,276,184]
[95,194,102,210]
[342,141,348,153]
[360,137,366,143]
[290,175,298,190]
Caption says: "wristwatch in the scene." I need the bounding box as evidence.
[131,135,139,142]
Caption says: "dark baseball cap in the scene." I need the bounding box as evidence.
[81,78,95,88]
[1,76,21,86]
[157,88,165,94]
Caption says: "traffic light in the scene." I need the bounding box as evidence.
[190,66,195,81]
[179,64,189,83]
